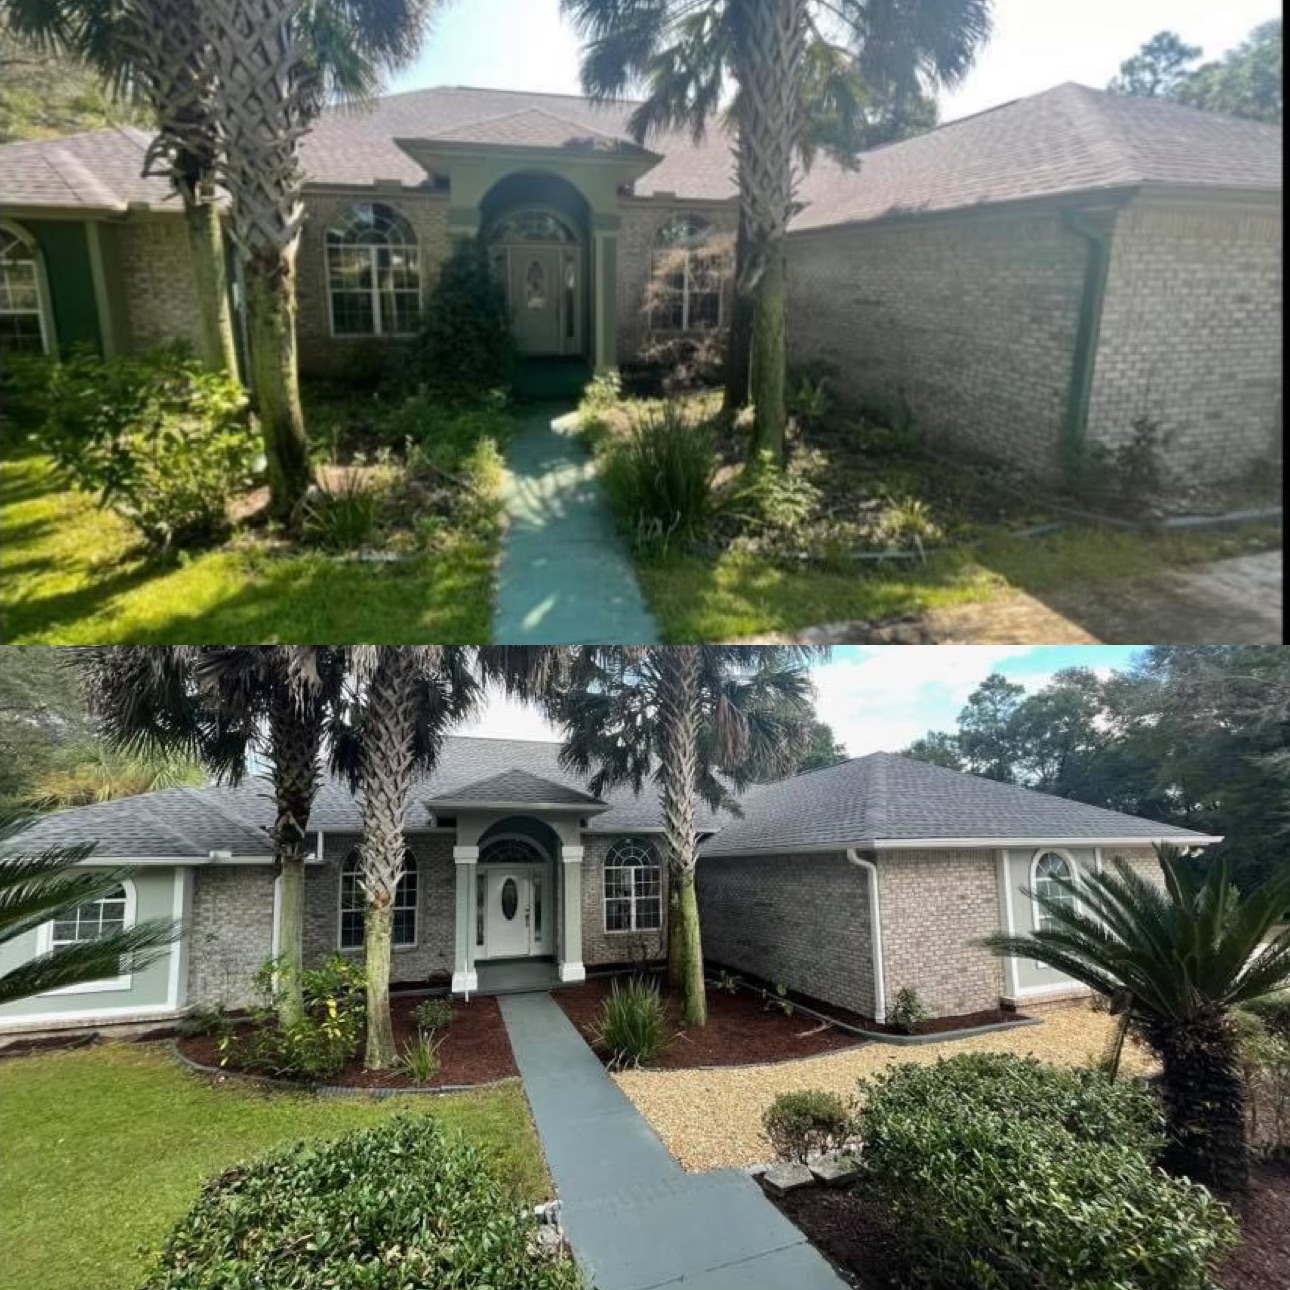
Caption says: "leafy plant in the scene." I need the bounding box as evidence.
[869,495,942,556]
[0,349,56,438]
[412,997,455,1032]
[601,403,716,553]
[763,1089,853,1163]
[298,469,380,551]
[885,986,931,1034]
[714,969,741,994]
[855,1054,1238,1290]
[1080,414,1173,506]
[1235,1007,1290,1158]
[178,1005,238,1042]
[723,451,820,539]
[140,1115,581,1290]
[1244,989,1290,1040]
[581,368,623,414]
[397,1029,445,1084]
[765,981,794,1017]
[787,373,831,432]
[593,976,668,1069]
[41,344,258,550]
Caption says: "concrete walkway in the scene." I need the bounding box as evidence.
[499,993,845,1290]
[494,409,659,644]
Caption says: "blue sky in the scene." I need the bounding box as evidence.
[393,0,1276,122]
[459,646,1147,757]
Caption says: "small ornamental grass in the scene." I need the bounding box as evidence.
[139,1114,581,1290]
[763,1089,853,1163]
[855,1053,1238,1290]
[593,976,668,1069]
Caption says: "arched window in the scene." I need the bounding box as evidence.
[325,203,420,337]
[649,215,723,333]
[487,209,577,244]
[479,837,547,865]
[39,877,137,992]
[340,849,418,950]
[604,838,662,932]
[1,222,51,355]
[1030,850,1076,934]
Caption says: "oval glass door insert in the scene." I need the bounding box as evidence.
[525,259,546,309]
[501,877,519,920]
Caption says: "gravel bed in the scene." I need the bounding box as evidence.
[614,1005,1155,1172]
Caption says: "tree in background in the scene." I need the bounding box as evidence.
[1109,20,1282,124]
[756,717,847,777]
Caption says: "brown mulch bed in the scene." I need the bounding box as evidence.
[176,993,517,1090]
[775,1160,1290,1290]
[552,974,867,1069]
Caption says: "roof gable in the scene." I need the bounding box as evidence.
[427,767,605,807]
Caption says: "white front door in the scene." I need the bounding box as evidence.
[483,868,546,959]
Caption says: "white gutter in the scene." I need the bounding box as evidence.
[847,849,886,1022]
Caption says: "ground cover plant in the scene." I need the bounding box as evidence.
[0,1042,548,1290]
[140,1114,578,1290]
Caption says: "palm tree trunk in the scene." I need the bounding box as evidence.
[722,205,753,415]
[751,245,787,460]
[364,897,395,1067]
[667,879,684,988]
[245,256,311,521]
[1152,1013,1249,1194]
[183,198,239,375]
[658,645,706,1026]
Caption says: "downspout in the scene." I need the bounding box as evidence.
[1061,208,1114,482]
[847,849,886,1023]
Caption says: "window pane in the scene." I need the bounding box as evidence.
[0,311,43,354]
[636,898,662,930]
[392,907,416,947]
[604,867,632,899]
[331,290,375,336]
[605,898,632,932]
[340,910,364,949]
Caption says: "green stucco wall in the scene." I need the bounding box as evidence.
[23,219,102,354]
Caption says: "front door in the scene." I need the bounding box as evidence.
[509,247,563,355]
[483,868,540,958]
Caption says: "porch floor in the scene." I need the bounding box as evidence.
[475,958,560,995]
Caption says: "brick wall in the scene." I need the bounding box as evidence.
[307,831,455,984]
[787,212,1086,480]
[876,849,1005,1018]
[117,213,205,352]
[580,834,667,967]
[1087,199,1284,482]
[697,851,876,1018]
[295,189,451,377]
[187,866,276,1008]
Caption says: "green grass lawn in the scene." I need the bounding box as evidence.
[1,452,498,643]
[636,522,1283,641]
[0,1043,549,1290]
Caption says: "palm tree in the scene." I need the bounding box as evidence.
[563,0,992,458]
[0,812,179,1007]
[546,646,826,1025]
[983,846,1290,1194]
[76,646,346,1028]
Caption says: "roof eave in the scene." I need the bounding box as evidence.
[700,833,1222,857]
[424,798,610,814]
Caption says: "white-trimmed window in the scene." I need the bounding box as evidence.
[604,838,662,932]
[326,203,421,337]
[479,837,547,866]
[1031,850,1076,934]
[339,849,418,950]
[37,878,136,993]
[0,222,51,355]
[649,215,723,333]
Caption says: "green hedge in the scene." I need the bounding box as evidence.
[1245,990,1290,1040]
[140,1115,580,1290]
[855,1053,1237,1290]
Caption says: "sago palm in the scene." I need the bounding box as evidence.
[546,645,827,1026]
[983,845,1290,1194]
[563,0,992,456]
[0,813,179,1008]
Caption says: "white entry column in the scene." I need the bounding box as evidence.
[559,845,585,983]
[451,845,479,994]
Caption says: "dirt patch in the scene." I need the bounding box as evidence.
[552,975,867,1069]
[177,993,516,1090]
[1218,1159,1290,1290]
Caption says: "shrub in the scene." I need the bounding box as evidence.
[141,1115,580,1290]
[1236,1007,1290,1157]
[601,403,716,553]
[593,976,668,1069]
[410,235,514,401]
[222,953,367,1082]
[763,1090,853,1162]
[398,1030,445,1084]
[787,373,831,432]
[885,986,930,1034]
[42,344,258,549]
[855,1054,1237,1290]
[723,452,821,541]
[178,1005,237,1042]
[581,368,622,414]
[412,998,455,1032]
[299,469,381,551]
[1245,989,1290,1040]
[0,349,56,437]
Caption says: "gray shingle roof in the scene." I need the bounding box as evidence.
[793,82,1282,231]
[426,767,606,807]
[0,126,178,210]
[698,752,1215,856]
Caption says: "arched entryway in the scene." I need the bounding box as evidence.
[476,816,561,961]
[481,173,591,359]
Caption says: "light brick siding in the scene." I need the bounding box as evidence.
[1103,846,1163,886]
[616,199,737,363]
[1087,200,1284,482]
[186,866,276,1008]
[117,213,205,352]
[580,834,667,967]
[307,831,455,983]
[787,212,1086,480]
[876,849,1005,1018]
[295,189,451,377]
[697,851,876,1019]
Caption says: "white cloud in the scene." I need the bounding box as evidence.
[455,688,562,743]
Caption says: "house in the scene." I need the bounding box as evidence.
[0,738,1217,1036]
[0,82,1280,487]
